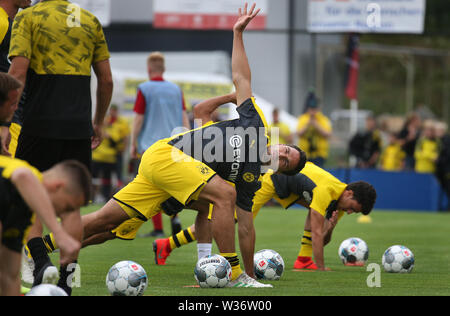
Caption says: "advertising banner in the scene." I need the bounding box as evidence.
[153,0,268,30]
[307,0,425,34]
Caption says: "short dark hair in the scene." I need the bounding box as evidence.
[282,145,307,176]
[58,160,93,206]
[0,73,21,106]
[346,181,377,215]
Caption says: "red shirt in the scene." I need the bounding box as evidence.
[133,76,186,115]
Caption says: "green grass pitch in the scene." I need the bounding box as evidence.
[45,205,449,296]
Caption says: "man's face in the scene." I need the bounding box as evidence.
[272,111,279,123]
[337,190,363,215]
[13,0,32,9]
[307,107,319,116]
[366,117,376,131]
[269,144,301,174]
[0,89,19,123]
[48,185,85,216]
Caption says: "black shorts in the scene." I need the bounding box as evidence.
[0,199,33,253]
[15,133,92,172]
[91,161,115,180]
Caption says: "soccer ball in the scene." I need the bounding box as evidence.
[253,249,285,280]
[106,261,148,296]
[26,284,68,296]
[194,254,232,288]
[338,237,369,265]
[382,245,415,273]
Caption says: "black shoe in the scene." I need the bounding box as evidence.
[33,261,59,287]
[57,262,77,296]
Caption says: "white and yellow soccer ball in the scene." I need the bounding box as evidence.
[26,284,68,296]
[338,237,369,266]
[253,249,285,280]
[194,254,232,288]
[382,245,415,273]
[106,261,148,296]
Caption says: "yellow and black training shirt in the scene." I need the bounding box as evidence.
[0,156,42,252]
[168,97,269,212]
[0,6,12,72]
[269,162,347,220]
[8,0,110,139]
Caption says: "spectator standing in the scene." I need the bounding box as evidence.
[269,108,292,145]
[414,120,439,174]
[397,113,421,171]
[296,91,332,167]
[8,0,113,295]
[379,132,405,171]
[349,115,382,169]
[130,52,190,237]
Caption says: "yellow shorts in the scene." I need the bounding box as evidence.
[113,139,216,222]
[111,217,146,240]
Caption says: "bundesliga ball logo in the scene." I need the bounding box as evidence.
[194,254,232,288]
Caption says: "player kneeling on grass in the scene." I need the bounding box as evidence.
[37,3,307,289]
[153,162,377,273]
[0,157,90,296]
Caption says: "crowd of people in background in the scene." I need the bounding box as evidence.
[349,111,449,208]
[349,111,449,178]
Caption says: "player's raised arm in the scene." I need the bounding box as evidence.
[232,3,260,107]
[193,93,237,124]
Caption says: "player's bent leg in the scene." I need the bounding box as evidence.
[293,210,318,270]
[192,200,212,244]
[236,208,256,278]
[197,176,236,254]
[26,217,44,243]
[153,224,196,265]
[82,231,116,248]
[57,211,83,295]
[197,177,250,282]
[25,218,55,283]
[0,246,22,296]
[82,199,131,241]
[194,202,213,260]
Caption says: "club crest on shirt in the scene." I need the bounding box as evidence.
[243,172,255,183]
[197,165,210,175]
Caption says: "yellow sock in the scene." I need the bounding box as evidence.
[298,230,313,258]
[221,253,242,280]
[168,227,196,250]
[43,233,58,253]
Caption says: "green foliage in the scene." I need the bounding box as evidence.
[351,0,450,123]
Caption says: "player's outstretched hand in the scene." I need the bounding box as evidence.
[54,229,81,266]
[233,2,261,33]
